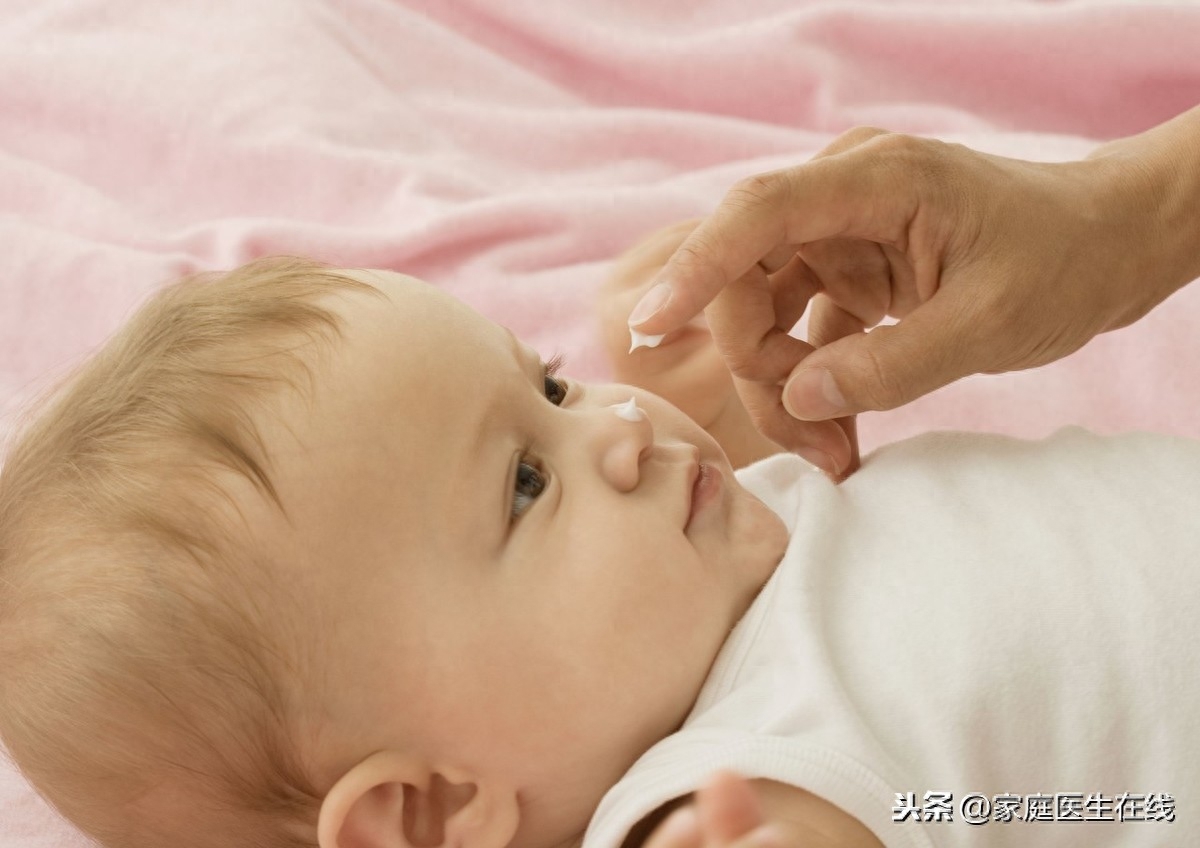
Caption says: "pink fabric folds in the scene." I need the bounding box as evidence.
[1,1,1199,844]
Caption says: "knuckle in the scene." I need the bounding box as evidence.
[868,133,972,212]
[726,171,788,211]
[718,335,773,383]
[842,125,890,145]
[871,132,945,176]
[721,324,810,386]
[852,340,906,411]
[667,237,722,280]
[871,130,923,155]
[814,125,894,160]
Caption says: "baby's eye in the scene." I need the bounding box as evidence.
[544,373,566,406]
[543,353,567,406]
[511,460,546,520]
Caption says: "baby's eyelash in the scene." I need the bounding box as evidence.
[511,352,567,524]
[512,459,546,521]
[541,352,568,407]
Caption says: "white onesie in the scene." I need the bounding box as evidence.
[582,427,1200,848]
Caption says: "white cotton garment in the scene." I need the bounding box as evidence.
[583,426,1200,848]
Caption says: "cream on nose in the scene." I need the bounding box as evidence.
[609,396,644,422]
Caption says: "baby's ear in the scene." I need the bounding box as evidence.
[317,751,520,848]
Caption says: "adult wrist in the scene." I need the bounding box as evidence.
[1086,108,1200,305]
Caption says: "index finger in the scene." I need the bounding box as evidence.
[627,145,909,335]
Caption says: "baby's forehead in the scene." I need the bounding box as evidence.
[298,268,522,437]
[337,269,448,320]
[335,269,498,343]
[262,270,522,577]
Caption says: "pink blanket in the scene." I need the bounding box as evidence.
[2,1,1198,843]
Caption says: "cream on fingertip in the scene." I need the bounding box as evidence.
[628,328,666,353]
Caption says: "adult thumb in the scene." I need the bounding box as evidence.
[782,298,982,420]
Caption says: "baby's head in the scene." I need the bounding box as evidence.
[0,259,788,848]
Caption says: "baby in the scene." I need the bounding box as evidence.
[0,254,796,848]
[0,242,1197,848]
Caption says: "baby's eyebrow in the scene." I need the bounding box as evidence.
[500,325,546,385]
[468,327,523,454]
[472,325,538,549]
[501,325,525,364]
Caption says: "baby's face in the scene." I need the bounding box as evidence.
[268,270,788,845]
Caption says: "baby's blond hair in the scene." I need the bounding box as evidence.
[0,258,387,848]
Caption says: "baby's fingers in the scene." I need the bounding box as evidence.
[695,771,767,845]
[644,807,702,848]
[727,824,790,848]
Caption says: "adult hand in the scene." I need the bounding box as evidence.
[626,116,1199,478]
[596,219,792,472]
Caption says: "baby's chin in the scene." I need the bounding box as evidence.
[716,475,788,618]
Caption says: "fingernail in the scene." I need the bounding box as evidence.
[795,447,838,476]
[628,281,672,327]
[784,368,846,420]
[629,328,666,353]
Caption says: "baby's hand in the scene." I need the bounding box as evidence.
[596,221,786,470]
[644,771,787,848]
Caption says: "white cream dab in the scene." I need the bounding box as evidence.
[610,396,644,421]
[628,327,666,353]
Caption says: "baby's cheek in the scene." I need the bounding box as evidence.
[739,494,789,577]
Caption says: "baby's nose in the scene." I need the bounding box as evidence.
[601,396,653,489]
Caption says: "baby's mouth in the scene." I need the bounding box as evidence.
[685,460,723,530]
